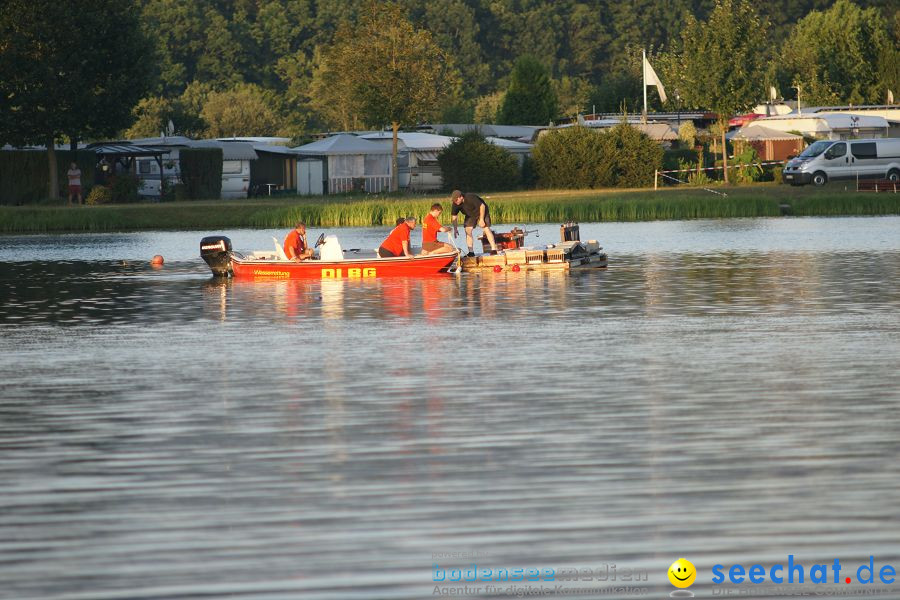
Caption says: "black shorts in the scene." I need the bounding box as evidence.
[378,246,399,258]
[463,207,491,228]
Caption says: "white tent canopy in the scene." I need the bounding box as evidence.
[293,134,391,156]
[293,134,392,193]
[728,126,804,142]
[748,113,889,139]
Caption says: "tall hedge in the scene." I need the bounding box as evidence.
[0,150,95,205]
[179,148,223,199]
[532,124,663,189]
[531,126,611,189]
[437,130,520,192]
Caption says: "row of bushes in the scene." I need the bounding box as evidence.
[0,150,96,205]
[438,125,666,192]
[1,147,223,205]
[437,126,781,192]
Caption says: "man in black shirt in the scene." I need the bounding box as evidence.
[449,189,499,257]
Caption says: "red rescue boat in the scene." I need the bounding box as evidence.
[200,234,458,279]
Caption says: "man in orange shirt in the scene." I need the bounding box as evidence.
[420,203,454,255]
[378,216,416,258]
[284,222,313,261]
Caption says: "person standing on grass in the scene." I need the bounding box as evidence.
[420,203,454,255]
[67,162,82,205]
[450,189,498,257]
[378,216,416,258]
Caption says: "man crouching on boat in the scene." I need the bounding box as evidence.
[284,222,314,261]
[450,189,499,257]
[378,216,416,258]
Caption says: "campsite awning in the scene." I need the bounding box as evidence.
[293,134,391,156]
[729,126,804,142]
[89,144,168,157]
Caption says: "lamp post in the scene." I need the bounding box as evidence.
[792,84,802,116]
[675,90,681,129]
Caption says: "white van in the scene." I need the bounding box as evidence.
[783,138,900,186]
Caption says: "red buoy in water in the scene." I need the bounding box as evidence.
[511,264,521,272]
[151,255,165,266]
[493,265,502,273]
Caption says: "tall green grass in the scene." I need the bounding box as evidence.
[1,188,898,233]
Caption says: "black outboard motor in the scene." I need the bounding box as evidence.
[200,236,233,276]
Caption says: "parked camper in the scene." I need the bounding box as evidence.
[220,159,251,199]
[782,138,900,186]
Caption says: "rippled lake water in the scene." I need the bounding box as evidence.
[1,217,899,600]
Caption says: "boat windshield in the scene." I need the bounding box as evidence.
[798,140,832,159]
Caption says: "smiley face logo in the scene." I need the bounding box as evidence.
[668,558,697,588]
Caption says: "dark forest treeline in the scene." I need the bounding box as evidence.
[130,0,898,135]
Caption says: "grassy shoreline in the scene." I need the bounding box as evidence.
[1,186,899,233]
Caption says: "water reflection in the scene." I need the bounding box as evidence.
[1,251,899,327]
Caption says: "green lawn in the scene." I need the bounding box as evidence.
[1,184,898,233]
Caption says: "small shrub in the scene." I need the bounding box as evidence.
[771,165,784,183]
[730,145,763,184]
[437,130,520,191]
[678,121,697,148]
[109,174,142,203]
[85,186,113,205]
[663,148,702,172]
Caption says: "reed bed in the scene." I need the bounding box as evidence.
[1,188,897,233]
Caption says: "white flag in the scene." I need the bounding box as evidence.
[643,55,668,103]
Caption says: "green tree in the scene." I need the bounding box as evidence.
[474,92,505,124]
[437,130,520,191]
[201,84,282,137]
[0,0,154,199]
[671,0,768,183]
[602,122,664,188]
[313,1,457,191]
[782,0,896,105]
[531,126,611,189]
[126,96,206,139]
[532,124,663,189]
[498,56,558,125]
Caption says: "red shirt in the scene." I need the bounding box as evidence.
[422,213,442,244]
[284,229,307,258]
[381,223,411,256]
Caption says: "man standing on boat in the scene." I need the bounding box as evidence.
[284,222,314,261]
[420,203,454,255]
[450,190,498,257]
[378,216,417,258]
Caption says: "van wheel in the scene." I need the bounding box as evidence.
[812,172,828,186]
[888,169,900,184]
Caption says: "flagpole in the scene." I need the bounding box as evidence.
[642,49,648,124]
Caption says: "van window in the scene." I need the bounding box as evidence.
[824,143,846,160]
[222,160,243,174]
[798,140,832,158]
[851,142,877,159]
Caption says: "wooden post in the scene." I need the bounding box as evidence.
[654,170,658,190]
